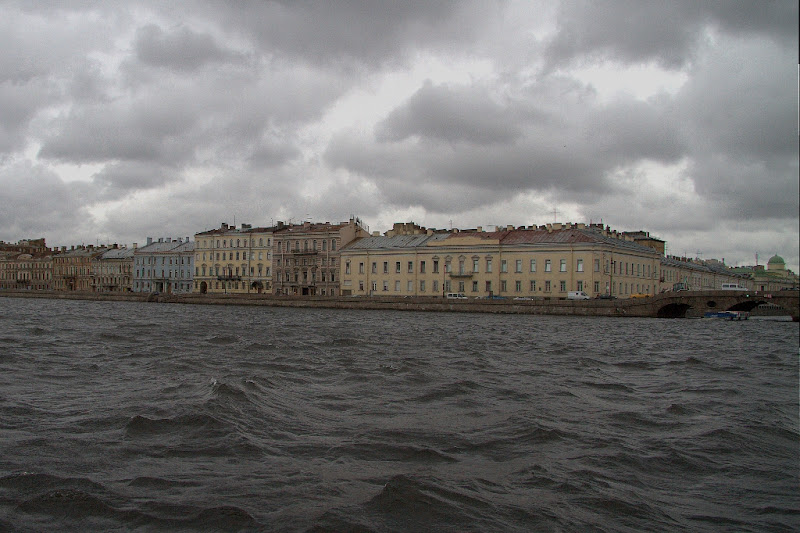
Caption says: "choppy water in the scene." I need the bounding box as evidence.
[0,297,797,532]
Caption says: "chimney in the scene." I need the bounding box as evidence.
[133,243,138,249]
[147,237,153,245]
[476,226,482,232]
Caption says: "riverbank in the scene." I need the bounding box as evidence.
[0,289,643,317]
[3,289,796,319]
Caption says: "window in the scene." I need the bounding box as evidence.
[594,281,600,293]
[433,280,439,293]
[396,262,401,273]
[577,259,584,272]
[530,280,536,291]
[383,262,388,274]
[359,262,364,274]
[501,280,507,292]
[331,240,336,251]
[359,281,364,291]
[407,281,413,292]
[420,261,426,273]
[545,260,551,272]
[515,260,522,273]
[545,280,551,292]
[445,260,451,273]
[486,258,492,272]
[485,281,492,292]
[530,259,536,272]
[577,281,584,291]
[395,280,400,291]
[346,262,351,275]
[472,281,478,292]
[515,280,522,292]
[560,280,566,292]
[594,259,600,272]
[459,259,465,275]
[444,280,451,292]
[420,280,426,292]
[433,260,439,273]
[383,281,388,291]
[371,262,377,274]
[473,258,479,272]
[501,259,508,273]
[560,259,567,272]
[408,261,413,273]
[458,281,465,292]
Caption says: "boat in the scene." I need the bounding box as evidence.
[704,311,749,320]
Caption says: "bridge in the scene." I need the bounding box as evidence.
[619,290,800,320]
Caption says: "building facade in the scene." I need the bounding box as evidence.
[272,217,370,296]
[340,222,665,299]
[193,223,275,294]
[0,239,54,290]
[53,245,108,291]
[92,246,135,292]
[133,237,194,293]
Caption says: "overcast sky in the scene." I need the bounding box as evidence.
[1,1,797,271]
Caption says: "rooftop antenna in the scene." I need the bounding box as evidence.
[553,208,559,222]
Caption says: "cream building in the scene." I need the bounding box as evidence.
[92,246,135,292]
[194,223,275,294]
[340,222,665,299]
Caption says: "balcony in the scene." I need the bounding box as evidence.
[448,271,474,279]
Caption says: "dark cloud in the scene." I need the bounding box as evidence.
[676,35,798,220]
[0,1,796,271]
[329,79,686,209]
[0,161,91,239]
[90,161,174,201]
[134,24,243,71]
[545,0,797,69]
[376,81,521,144]
[196,0,504,66]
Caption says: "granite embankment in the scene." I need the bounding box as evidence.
[6,289,796,319]
[0,290,645,316]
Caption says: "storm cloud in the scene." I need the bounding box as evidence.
[0,0,797,271]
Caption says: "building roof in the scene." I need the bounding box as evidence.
[343,233,448,250]
[99,248,135,260]
[135,240,193,254]
[768,254,785,265]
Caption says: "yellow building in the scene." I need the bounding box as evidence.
[194,223,275,294]
[272,217,370,296]
[340,222,664,299]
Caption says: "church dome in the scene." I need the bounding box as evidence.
[767,254,785,270]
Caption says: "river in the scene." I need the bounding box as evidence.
[0,297,797,532]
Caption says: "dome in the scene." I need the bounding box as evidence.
[767,254,785,271]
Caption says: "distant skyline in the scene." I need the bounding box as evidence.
[0,1,797,271]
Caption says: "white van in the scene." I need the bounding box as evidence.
[567,291,590,300]
[721,283,747,290]
[445,293,468,299]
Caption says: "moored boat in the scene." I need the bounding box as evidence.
[704,311,749,320]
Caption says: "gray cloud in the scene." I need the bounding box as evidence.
[195,0,504,67]
[0,161,92,240]
[376,80,522,144]
[545,0,798,69]
[0,1,796,271]
[134,24,243,71]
